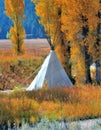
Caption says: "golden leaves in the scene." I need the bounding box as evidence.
[5,0,25,20]
[5,0,25,55]
[32,0,101,81]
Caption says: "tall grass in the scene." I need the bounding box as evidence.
[0,86,101,125]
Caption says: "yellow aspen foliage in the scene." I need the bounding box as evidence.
[32,0,101,84]
[10,22,25,55]
[78,0,100,61]
[32,0,67,66]
[61,0,101,83]
[5,0,25,55]
[61,0,86,83]
[5,0,25,20]
[71,42,86,85]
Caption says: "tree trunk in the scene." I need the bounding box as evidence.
[95,60,100,84]
[84,46,92,84]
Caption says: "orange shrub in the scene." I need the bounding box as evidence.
[0,86,101,123]
[39,101,62,120]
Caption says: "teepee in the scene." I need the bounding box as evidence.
[26,49,73,91]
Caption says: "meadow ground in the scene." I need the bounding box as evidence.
[0,39,50,90]
[0,39,49,56]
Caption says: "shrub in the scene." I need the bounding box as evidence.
[0,86,101,124]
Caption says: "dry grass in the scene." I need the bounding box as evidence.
[0,86,101,123]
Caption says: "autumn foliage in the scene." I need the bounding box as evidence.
[32,0,101,84]
[5,0,25,55]
[0,86,101,124]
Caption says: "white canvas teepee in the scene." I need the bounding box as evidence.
[26,50,73,91]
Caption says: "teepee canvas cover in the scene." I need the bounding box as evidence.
[26,50,73,90]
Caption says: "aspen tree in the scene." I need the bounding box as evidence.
[5,0,25,55]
